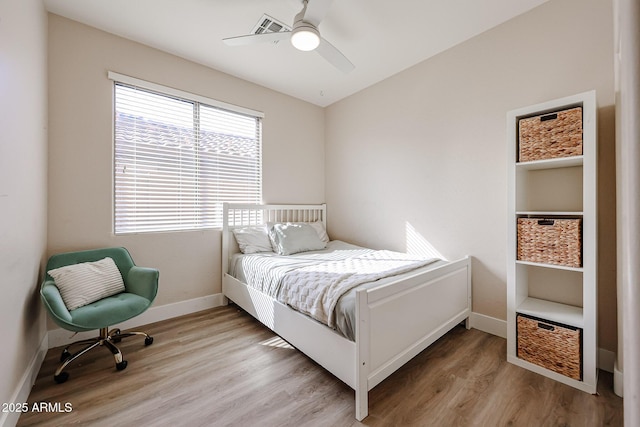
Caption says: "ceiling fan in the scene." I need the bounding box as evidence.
[223,0,355,74]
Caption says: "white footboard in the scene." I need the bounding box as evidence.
[354,257,471,420]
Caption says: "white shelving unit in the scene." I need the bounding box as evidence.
[506,90,598,393]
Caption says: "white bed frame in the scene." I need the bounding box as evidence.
[222,203,472,421]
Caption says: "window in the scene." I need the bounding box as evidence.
[111,74,262,233]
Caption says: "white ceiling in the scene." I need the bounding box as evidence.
[43,0,548,107]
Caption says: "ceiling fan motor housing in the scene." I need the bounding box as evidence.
[291,20,320,51]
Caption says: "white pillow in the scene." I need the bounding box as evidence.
[232,226,273,254]
[271,223,327,255]
[48,257,125,311]
[266,221,329,249]
[308,221,330,243]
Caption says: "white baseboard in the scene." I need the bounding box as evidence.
[598,348,615,373]
[470,312,617,374]
[469,311,507,338]
[48,293,226,349]
[613,360,623,397]
[1,334,48,427]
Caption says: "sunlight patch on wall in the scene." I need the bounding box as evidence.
[405,222,445,260]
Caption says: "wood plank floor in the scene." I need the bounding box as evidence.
[18,305,622,426]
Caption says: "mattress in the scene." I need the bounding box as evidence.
[229,240,447,340]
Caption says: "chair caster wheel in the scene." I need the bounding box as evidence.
[60,349,71,363]
[112,329,122,343]
[116,360,128,371]
[54,372,69,384]
[144,336,154,346]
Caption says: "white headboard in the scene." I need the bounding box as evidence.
[222,203,327,276]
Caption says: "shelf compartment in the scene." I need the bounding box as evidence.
[516,165,583,212]
[518,107,583,163]
[517,297,583,329]
[516,312,582,380]
[515,263,583,308]
[517,217,582,268]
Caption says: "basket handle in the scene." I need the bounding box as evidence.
[537,219,555,226]
[538,322,555,331]
[540,113,558,122]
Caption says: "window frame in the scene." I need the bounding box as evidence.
[109,72,264,234]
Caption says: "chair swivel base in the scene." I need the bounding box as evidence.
[54,326,153,384]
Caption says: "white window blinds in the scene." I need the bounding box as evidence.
[113,79,262,234]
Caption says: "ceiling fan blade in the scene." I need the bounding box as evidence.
[315,38,354,73]
[223,32,290,46]
[303,0,335,27]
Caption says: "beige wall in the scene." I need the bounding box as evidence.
[47,15,325,311]
[0,0,48,412]
[325,0,617,351]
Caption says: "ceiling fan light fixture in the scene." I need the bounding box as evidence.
[291,23,320,51]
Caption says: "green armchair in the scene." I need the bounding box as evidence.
[41,247,158,383]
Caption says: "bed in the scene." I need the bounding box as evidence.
[222,203,472,421]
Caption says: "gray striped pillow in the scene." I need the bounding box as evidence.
[48,257,125,311]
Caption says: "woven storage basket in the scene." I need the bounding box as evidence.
[516,313,582,380]
[519,107,583,162]
[517,218,582,267]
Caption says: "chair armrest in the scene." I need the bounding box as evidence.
[126,266,159,302]
[41,281,72,323]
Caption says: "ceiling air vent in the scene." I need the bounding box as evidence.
[252,14,291,40]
